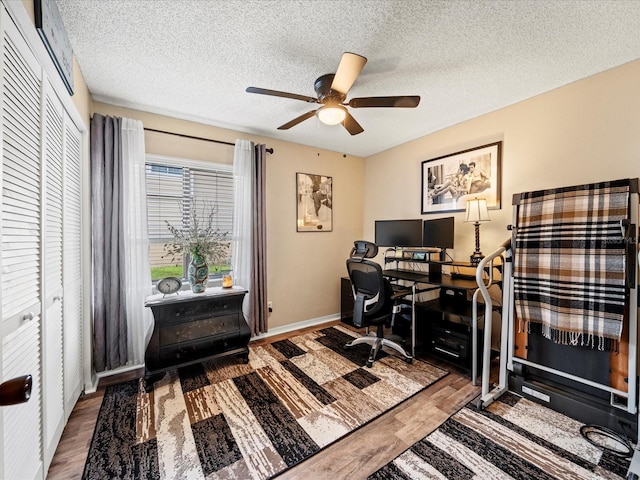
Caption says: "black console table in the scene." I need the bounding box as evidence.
[144,286,250,391]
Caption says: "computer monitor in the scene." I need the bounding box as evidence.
[423,216,455,250]
[374,219,422,247]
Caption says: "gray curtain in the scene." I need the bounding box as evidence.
[250,144,268,335]
[90,114,128,372]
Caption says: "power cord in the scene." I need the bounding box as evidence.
[579,424,634,458]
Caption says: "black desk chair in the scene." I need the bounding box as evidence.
[346,240,413,367]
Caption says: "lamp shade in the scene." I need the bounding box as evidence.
[465,198,490,223]
[317,105,347,125]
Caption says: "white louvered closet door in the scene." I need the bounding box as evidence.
[0,11,44,480]
[62,114,83,417]
[41,81,65,470]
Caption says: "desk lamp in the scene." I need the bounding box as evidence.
[465,198,490,265]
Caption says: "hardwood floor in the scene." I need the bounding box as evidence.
[47,321,486,479]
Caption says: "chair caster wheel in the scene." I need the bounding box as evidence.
[366,361,373,368]
[406,357,413,364]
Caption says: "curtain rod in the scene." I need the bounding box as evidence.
[144,127,274,154]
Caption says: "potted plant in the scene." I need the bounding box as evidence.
[163,201,230,293]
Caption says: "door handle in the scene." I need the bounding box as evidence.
[0,375,32,406]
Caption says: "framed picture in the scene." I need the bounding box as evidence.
[296,173,333,232]
[35,0,74,95]
[421,141,502,214]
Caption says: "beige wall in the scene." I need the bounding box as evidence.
[365,60,640,266]
[93,103,366,329]
[71,56,91,126]
[20,0,33,22]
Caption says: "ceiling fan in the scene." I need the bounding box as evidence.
[246,52,420,136]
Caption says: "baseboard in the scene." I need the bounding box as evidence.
[84,373,99,395]
[84,314,340,393]
[250,313,340,342]
[84,363,144,394]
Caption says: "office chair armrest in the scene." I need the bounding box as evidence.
[390,288,412,300]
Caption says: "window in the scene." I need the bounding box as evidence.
[145,155,233,281]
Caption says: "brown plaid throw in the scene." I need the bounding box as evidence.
[514,179,630,351]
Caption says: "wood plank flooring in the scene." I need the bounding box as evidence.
[47,321,486,479]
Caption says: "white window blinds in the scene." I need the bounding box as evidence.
[145,157,233,279]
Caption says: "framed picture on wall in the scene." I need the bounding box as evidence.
[421,141,502,214]
[296,172,333,232]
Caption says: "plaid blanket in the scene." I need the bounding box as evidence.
[514,180,630,351]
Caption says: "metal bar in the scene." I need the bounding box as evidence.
[411,283,416,358]
[512,357,630,400]
[628,191,638,418]
[477,246,512,409]
[471,256,501,386]
[498,248,512,391]
[474,241,508,398]
[471,288,479,385]
[143,127,274,154]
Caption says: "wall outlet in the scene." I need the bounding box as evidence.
[268,301,273,312]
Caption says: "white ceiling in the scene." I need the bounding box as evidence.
[55,0,640,157]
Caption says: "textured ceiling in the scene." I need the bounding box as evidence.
[56,0,640,157]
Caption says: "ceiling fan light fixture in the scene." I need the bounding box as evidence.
[247,52,420,134]
[317,105,347,125]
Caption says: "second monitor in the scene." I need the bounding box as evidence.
[374,219,422,247]
[423,216,454,261]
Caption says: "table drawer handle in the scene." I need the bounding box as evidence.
[434,346,460,358]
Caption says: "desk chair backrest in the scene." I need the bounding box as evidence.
[347,241,389,327]
[350,240,378,260]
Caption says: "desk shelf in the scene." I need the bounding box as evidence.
[418,298,481,320]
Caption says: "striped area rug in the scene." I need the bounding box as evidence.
[83,325,448,480]
[369,391,631,479]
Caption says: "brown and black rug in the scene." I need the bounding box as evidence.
[83,325,448,479]
[369,391,631,479]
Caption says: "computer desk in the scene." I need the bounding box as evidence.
[383,267,492,384]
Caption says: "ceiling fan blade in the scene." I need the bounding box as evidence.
[342,111,364,136]
[246,86,318,103]
[331,52,367,95]
[348,96,421,108]
[277,110,318,130]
